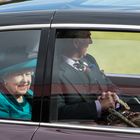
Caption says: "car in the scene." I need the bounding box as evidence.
[0,0,140,140]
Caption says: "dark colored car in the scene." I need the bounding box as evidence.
[0,0,140,139]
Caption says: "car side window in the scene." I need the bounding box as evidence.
[0,30,41,121]
[51,30,140,128]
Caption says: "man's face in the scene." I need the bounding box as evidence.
[73,31,93,57]
[4,69,33,96]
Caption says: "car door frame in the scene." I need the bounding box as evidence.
[37,11,140,140]
[0,23,51,139]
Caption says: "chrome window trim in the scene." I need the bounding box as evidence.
[40,122,140,134]
[106,73,140,78]
[51,23,140,30]
[0,24,50,31]
[1,23,140,31]
[0,119,39,126]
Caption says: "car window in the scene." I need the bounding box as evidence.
[0,30,41,121]
[50,29,140,128]
[88,31,140,75]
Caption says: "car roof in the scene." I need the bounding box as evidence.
[0,0,140,13]
[0,0,140,27]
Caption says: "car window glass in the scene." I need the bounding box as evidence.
[88,31,140,75]
[0,30,41,121]
[51,30,140,128]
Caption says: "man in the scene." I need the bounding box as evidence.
[52,30,120,120]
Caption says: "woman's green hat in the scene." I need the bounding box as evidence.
[0,58,37,75]
[0,48,37,75]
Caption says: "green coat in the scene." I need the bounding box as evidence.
[0,89,33,120]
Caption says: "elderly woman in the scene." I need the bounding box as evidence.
[0,59,36,120]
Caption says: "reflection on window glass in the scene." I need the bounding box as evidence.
[51,30,140,128]
[0,30,41,120]
[88,32,140,75]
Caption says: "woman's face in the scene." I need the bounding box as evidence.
[3,70,33,96]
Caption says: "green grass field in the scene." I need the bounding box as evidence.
[87,31,140,75]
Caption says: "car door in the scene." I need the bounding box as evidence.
[33,11,140,140]
[0,25,48,140]
[33,27,140,139]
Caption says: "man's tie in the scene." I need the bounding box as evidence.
[73,60,90,72]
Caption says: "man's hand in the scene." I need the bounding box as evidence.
[98,91,118,111]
